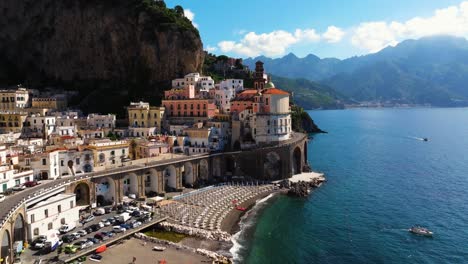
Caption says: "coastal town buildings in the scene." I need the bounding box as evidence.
[0,88,32,110]
[86,139,130,169]
[127,101,165,133]
[26,193,79,240]
[87,114,116,129]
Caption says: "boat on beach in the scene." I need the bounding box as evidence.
[153,246,166,251]
[235,206,246,211]
[409,226,433,236]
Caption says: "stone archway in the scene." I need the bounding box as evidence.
[183,162,194,187]
[1,230,10,264]
[164,166,177,191]
[74,182,90,206]
[13,214,25,243]
[293,146,302,175]
[264,152,282,180]
[123,173,138,197]
[199,160,209,180]
[95,177,116,206]
[145,169,160,197]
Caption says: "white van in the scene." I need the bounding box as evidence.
[59,223,76,234]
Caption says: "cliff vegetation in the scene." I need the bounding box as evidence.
[0,0,204,115]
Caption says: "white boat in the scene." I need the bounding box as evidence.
[153,246,166,251]
[409,226,433,236]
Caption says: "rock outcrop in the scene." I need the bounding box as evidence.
[0,0,204,114]
[291,105,326,134]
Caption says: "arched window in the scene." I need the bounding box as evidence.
[99,153,105,163]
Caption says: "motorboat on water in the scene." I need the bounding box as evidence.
[409,226,433,236]
[423,138,429,141]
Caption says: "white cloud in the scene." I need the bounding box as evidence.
[184,9,198,28]
[205,45,217,52]
[322,26,345,43]
[218,29,321,57]
[351,1,468,53]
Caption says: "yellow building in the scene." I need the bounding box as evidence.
[127,102,165,133]
[32,97,67,110]
[86,139,130,168]
[0,111,28,133]
[0,88,31,111]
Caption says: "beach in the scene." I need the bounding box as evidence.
[84,237,211,264]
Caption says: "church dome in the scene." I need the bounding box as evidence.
[264,82,275,89]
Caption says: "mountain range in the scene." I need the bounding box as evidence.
[244,36,468,107]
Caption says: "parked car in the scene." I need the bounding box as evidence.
[83,215,95,223]
[33,238,47,249]
[102,220,111,226]
[112,226,126,233]
[62,234,75,243]
[97,222,105,228]
[93,208,105,216]
[104,207,113,214]
[64,245,77,254]
[94,233,108,241]
[12,185,26,191]
[87,237,99,244]
[73,240,87,250]
[89,224,101,232]
[131,210,142,217]
[70,232,81,239]
[131,221,142,228]
[0,194,5,202]
[76,230,87,236]
[101,231,114,238]
[24,181,40,187]
[120,223,131,230]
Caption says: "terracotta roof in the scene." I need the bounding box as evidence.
[262,88,289,95]
[60,135,75,140]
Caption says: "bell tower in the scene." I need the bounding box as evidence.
[253,61,266,91]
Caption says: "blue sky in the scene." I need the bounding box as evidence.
[165,0,467,59]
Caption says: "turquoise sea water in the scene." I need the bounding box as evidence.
[233,108,468,264]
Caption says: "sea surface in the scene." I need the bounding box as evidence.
[231,108,468,264]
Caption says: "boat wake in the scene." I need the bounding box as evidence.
[407,136,427,141]
[230,193,277,264]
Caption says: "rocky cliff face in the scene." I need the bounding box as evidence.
[0,0,204,113]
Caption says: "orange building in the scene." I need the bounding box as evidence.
[161,99,218,119]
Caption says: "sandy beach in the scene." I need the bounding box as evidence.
[84,237,211,264]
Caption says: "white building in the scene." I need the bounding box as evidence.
[215,79,244,113]
[249,87,292,143]
[87,114,116,129]
[57,149,94,177]
[19,150,60,180]
[24,115,56,138]
[0,165,34,192]
[172,73,215,92]
[26,193,79,240]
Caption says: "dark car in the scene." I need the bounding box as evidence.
[62,234,75,243]
[101,231,114,238]
[120,223,131,230]
[90,224,101,232]
[104,207,112,214]
[85,227,94,234]
[107,218,116,225]
[131,210,141,217]
[24,181,40,187]
[87,237,99,244]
